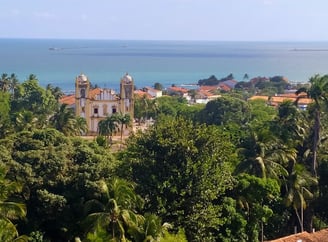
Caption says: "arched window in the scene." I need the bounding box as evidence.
[80,89,86,98]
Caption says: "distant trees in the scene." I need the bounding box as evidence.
[154,82,163,91]
[198,95,250,126]
[0,73,18,94]
[198,73,234,86]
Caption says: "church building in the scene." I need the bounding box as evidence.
[73,73,134,135]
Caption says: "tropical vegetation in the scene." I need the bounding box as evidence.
[1,73,328,241]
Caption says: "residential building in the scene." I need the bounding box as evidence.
[144,86,162,98]
[249,93,312,110]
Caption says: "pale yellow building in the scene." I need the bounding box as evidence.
[74,73,134,135]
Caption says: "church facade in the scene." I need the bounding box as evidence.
[74,73,134,135]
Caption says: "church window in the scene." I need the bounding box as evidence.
[94,108,98,114]
[112,106,117,114]
[80,89,86,98]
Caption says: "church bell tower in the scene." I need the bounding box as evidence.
[75,73,90,124]
[120,73,134,119]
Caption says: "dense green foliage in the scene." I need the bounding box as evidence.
[2,73,328,241]
[121,117,236,241]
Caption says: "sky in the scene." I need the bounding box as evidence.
[1,0,328,41]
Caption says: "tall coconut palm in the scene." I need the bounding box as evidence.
[296,74,328,176]
[46,84,64,101]
[9,73,19,97]
[50,103,78,136]
[270,100,308,172]
[98,115,118,146]
[235,126,291,180]
[284,164,317,232]
[0,73,10,92]
[0,164,27,241]
[84,178,144,241]
[114,113,132,143]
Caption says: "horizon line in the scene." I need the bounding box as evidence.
[1,37,328,43]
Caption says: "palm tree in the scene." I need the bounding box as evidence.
[75,116,88,135]
[46,84,64,101]
[28,74,37,81]
[114,113,132,143]
[0,73,10,92]
[235,126,291,180]
[0,164,27,241]
[84,178,144,241]
[9,73,19,97]
[284,164,317,232]
[243,73,249,81]
[14,110,39,132]
[98,115,118,145]
[50,103,78,136]
[296,74,328,176]
[272,100,307,146]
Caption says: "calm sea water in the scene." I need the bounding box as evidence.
[1,38,328,92]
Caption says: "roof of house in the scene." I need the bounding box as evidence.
[168,86,189,93]
[248,95,269,101]
[197,89,214,97]
[59,94,75,105]
[249,94,312,106]
[59,88,120,105]
[268,228,328,242]
[199,85,220,92]
[134,90,152,99]
[219,83,232,92]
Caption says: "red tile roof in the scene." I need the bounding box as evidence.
[248,95,269,101]
[199,85,220,92]
[168,86,189,93]
[88,88,102,100]
[219,83,232,92]
[134,90,152,99]
[59,94,75,105]
[249,95,312,106]
[268,228,328,242]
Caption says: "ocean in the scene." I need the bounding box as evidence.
[1,38,328,93]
